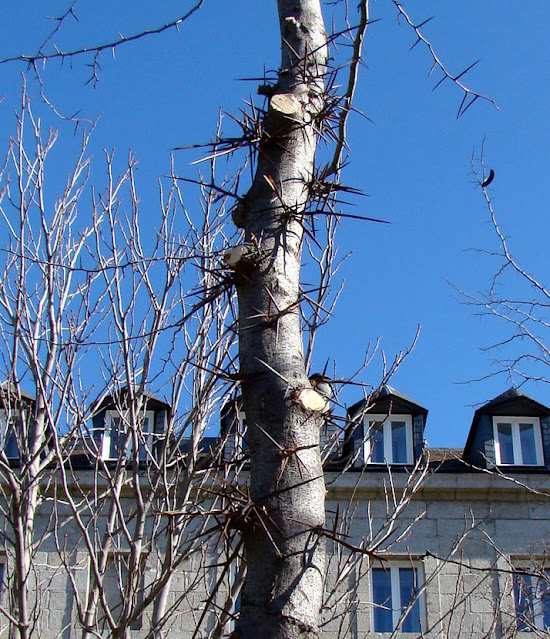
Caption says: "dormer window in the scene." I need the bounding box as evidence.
[220,396,250,463]
[493,417,544,466]
[222,409,248,461]
[364,414,413,465]
[0,409,21,460]
[101,410,155,461]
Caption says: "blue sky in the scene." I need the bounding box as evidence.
[0,1,548,447]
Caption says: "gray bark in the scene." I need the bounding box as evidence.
[234,1,328,638]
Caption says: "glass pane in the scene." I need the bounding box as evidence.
[497,423,514,464]
[372,568,393,632]
[369,422,384,463]
[514,573,533,631]
[110,417,119,458]
[110,416,126,459]
[519,423,538,465]
[400,568,421,633]
[391,421,408,464]
[4,427,19,459]
[1,412,20,459]
[239,415,248,450]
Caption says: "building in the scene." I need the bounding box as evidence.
[0,385,548,638]
[322,386,550,638]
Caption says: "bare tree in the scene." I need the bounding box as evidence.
[0,94,107,639]
[0,92,244,638]
[0,2,505,639]
[462,152,550,389]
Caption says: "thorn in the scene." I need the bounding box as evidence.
[416,16,435,29]
[263,174,277,191]
[457,94,478,118]
[432,73,447,92]
[455,59,480,82]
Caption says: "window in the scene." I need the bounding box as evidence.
[227,562,243,633]
[101,411,155,461]
[493,417,544,466]
[224,409,248,461]
[0,409,20,460]
[371,564,423,633]
[235,410,248,454]
[364,415,413,464]
[514,570,550,632]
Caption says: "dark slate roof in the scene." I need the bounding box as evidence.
[0,381,35,408]
[476,387,550,414]
[347,385,428,420]
[179,436,219,455]
[92,386,171,413]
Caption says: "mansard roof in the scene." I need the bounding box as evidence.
[92,386,171,413]
[474,387,550,416]
[0,381,35,408]
[463,387,550,469]
[347,384,428,420]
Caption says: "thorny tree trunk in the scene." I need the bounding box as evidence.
[233,2,328,638]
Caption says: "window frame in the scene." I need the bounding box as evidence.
[513,568,549,632]
[101,410,155,462]
[363,414,413,465]
[493,416,544,467]
[369,561,425,634]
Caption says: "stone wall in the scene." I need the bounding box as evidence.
[0,468,548,638]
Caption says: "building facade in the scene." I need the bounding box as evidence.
[0,386,548,638]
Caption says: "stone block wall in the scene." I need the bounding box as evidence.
[0,469,548,638]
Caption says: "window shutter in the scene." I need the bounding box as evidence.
[540,415,550,469]
[412,413,424,462]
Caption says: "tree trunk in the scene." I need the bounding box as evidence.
[233,2,328,638]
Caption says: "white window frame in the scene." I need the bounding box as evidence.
[513,568,549,632]
[363,414,413,465]
[101,410,155,461]
[369,561,425,634]
[493,416,544,466]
